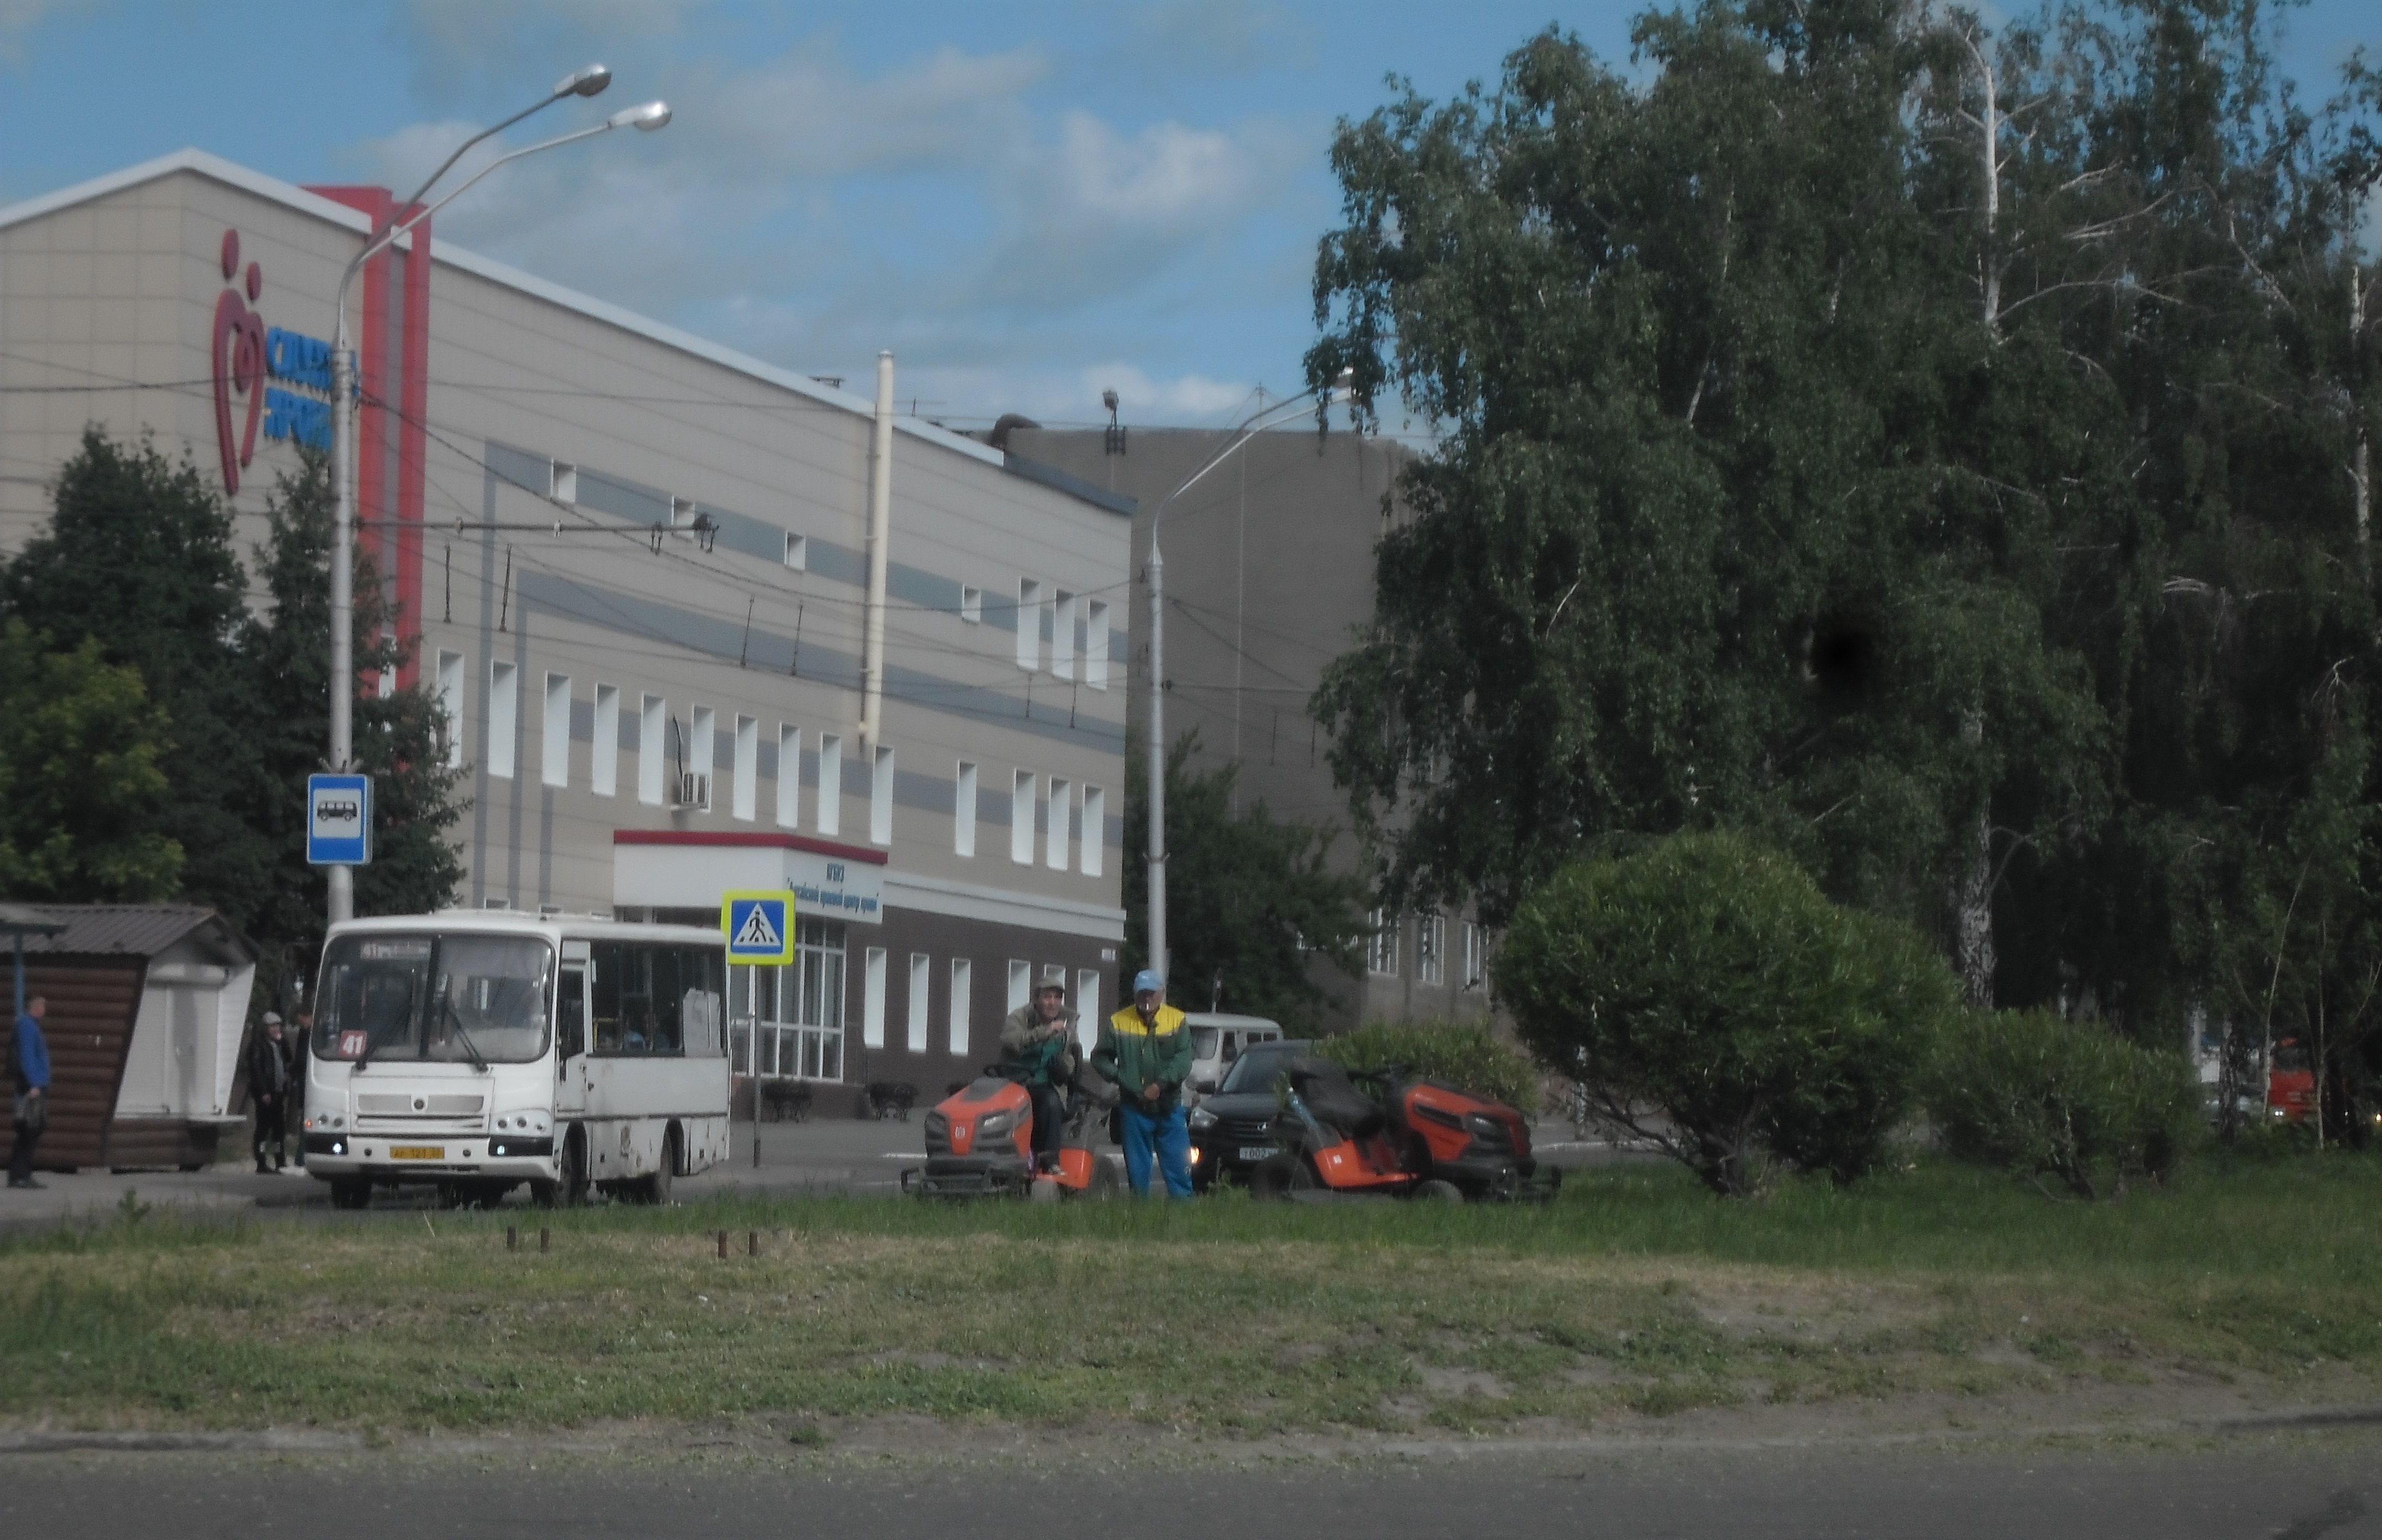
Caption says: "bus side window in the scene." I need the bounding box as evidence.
[591,942,626,1054]
[558,967,587,1066]
[679,945,724,1057]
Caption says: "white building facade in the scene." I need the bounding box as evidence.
[0,150,1131,1100]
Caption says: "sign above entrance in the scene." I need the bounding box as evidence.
[721,891,796,965]
[613,831,885,925]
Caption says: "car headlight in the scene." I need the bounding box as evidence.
[1187,1107,1218,1130]
[977,1112,1016,1138]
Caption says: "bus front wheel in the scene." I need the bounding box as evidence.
[536,1129,590,1209]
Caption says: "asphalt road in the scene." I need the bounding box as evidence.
[0,1440,2375,1539]
[0,1114,1652,1226]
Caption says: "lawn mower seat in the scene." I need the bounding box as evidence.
[1286,1056,1387,1140]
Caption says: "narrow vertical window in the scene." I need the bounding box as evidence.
[816,733,843,836]
[1079,786,1105,878]
[486,662,518,780]
[1015,578,1043,670]
[960,586,982,624]
[948,958,972,1058]
[1010,770,1035,864]
[689,706,715,792]
[541,672,571,788]
[783,532,807,571]
[733,715,758,820]
[549,461,577,503]
[1085,600,1109,690]
[435,650,465,769]
[1419,914,1444,985]
[638,694,665,806]
[871,745,895,846]
[591,684,618,797]
[863,947,887,1049]
[954,760,978,857]
[1046,777,1071,870]
[1463,922,1484,990]
[1007,959,1030,1012]
[776,725,801,828]
[1075,968,1101,1053]
[1052,591,1076,680]
[907,953,930,1053]
[1367,908,1399,976]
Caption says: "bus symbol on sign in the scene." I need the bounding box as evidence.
[306,773,372,867]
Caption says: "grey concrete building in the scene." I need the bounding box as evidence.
[1003,421,1491,1031]
[1,149,1132,1104]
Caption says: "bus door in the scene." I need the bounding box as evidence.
[558,941,590,1119]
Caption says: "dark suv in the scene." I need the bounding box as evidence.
[1184,1039,1313,1191]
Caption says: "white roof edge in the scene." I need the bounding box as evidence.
[0,148,1003,470]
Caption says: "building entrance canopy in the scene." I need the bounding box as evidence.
[613,831,884,925]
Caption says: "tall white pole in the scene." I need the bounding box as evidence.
[860,351,893,752]
[1146,530,1168,984]
[327,318,357,926]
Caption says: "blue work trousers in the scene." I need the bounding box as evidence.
[1118,1101,1193,1198]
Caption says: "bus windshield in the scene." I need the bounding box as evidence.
[316,933,553,1064]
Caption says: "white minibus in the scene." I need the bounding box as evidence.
[302,911,730,1209]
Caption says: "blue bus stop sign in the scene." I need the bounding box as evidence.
[307,774,372,866]
[721,890,796,965]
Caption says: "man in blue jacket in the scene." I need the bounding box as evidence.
[9,992,50,1189]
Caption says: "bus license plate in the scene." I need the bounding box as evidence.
[389,1146,445,1161]
[1238,1146,1274,1162]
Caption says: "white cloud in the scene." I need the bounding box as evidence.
[0,0,92,63]
[351,19,1313,424]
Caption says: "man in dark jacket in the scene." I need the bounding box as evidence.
[1091,970,1193,1197]
[998,979,1078,1172]
[248,1012,292,1174]
[9,993,50,1189]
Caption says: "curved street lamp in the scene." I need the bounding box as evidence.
[1143,369,1351,985]
[325,69,671,926]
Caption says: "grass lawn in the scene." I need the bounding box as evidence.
[3,1153,2379,1440]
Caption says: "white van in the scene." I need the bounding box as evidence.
[1183,1012,1284,1103]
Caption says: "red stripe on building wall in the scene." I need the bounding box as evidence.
[306,186,431,691]
[611,829,892,865]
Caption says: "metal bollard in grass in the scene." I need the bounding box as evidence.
[507,1226,518,1252]
[747,1230,758,1257]
[539,1227,550,1253]
[716,1229,728,1259]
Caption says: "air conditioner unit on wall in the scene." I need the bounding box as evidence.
[673,772,711,811]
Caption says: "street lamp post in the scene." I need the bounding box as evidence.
[324,71,670,926]
[1143,370,1350,983]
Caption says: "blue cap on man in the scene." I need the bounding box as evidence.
[1132,969,1165,995]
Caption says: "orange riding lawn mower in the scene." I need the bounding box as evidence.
[902,1060,1123,1200]
[1214,1053,1560,1204]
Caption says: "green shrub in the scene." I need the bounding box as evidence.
[1496,830,1960,1196]
[1924,1009,2202,1199]
[1316,1019,1541,1114]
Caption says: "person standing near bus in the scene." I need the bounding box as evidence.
[1092,970,1192,1198]
[9,994,50,1189]
[247,1012,292,1174]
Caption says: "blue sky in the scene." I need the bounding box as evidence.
[1,1,2372,432]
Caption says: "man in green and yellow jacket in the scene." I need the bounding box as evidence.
[1091,969,1194,1196]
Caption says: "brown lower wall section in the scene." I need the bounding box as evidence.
[3,959,143,1171]
[105,1119,228,1171]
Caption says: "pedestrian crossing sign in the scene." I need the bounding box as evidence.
[720,890,796,965]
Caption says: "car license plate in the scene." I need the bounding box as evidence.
[389,1146,445,1161]
[1237,1146,1274,1162]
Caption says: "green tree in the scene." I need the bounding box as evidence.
[244,450,468,1002]
[0,620,180,901]
[0,429,270,926]
[1496,829,1960,1195]
[1305,3,2380,1056]
[1123,732,1372,1032]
